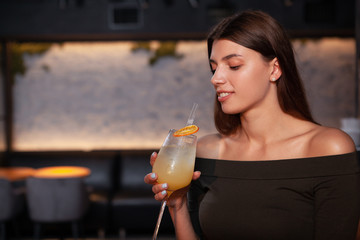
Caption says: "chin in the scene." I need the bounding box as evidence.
[221,105,242,115]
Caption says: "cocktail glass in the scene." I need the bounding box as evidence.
[152,129,197,240]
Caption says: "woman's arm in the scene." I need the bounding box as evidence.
[313,172,360,239]
[168,187,200,240]
[308,127,355,156]
[309,127,360,239]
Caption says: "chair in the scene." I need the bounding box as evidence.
[8,152,116,238]
[0,178,25,240]
[26,177,89,240]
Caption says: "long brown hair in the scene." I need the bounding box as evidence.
[207,10,316,135]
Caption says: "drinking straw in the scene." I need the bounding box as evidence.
[186,103,198,126]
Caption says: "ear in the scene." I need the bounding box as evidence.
[270,58,282,82]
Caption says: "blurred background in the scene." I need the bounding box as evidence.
[0,0,358,152]
[0,0,359,239]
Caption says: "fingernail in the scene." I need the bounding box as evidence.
[151,152,156,158]
[151,173,156,179]
[162,183,167,189]
[161,190,167,195]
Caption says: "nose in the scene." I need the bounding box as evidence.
[211,69,226,86]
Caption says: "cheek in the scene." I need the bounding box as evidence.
[233,69,270,97]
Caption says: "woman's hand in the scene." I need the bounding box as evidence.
[144,152,201,209]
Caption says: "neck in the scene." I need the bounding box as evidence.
[239,102,289,145]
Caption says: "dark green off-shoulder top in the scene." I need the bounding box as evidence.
[188,152,360,240]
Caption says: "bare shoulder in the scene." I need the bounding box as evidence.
[308,125,356,156]
[196,133,222,159]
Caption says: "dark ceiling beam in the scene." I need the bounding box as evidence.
[0,0,356,41]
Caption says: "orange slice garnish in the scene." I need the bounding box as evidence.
[173,125,199,137]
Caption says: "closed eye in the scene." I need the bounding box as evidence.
[230,65,241,70]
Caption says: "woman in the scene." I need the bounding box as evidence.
[145,10,360,239]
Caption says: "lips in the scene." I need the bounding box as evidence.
[217,91,232,102]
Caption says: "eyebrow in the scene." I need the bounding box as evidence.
[209,54,243,63]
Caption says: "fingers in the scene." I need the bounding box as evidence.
[192,171,201,180]
[152,183,168,201]
[150,151,157,166]
[144,172,157,184]
[146,171,201,186]
[144,152,158,184]
[144,172,168,201]
[145,152,168,201]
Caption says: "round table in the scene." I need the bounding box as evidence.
[33,166,91,178]
[0,167,35,181]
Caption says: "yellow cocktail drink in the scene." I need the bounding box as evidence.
[153,144,196,191]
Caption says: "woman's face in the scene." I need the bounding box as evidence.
[210,39,276,115]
